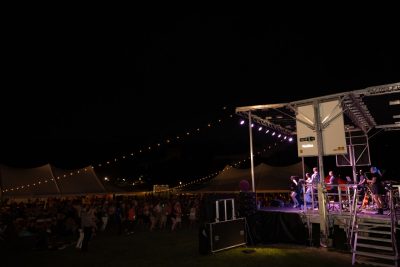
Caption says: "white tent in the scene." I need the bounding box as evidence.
[0,164,107,198]
[195,162,302,193]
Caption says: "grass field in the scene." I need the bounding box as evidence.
[2,227,355,267]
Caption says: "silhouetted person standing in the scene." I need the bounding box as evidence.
[81,207,96,252]
[367,166,384,215]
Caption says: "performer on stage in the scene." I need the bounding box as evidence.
[289,176,300,208]
[367,166,384,215]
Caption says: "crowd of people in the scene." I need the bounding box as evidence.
[0,193,203,252]
[0,166,392,253]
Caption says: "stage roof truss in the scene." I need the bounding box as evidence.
[236,110,294,135]
[235,82,400,136]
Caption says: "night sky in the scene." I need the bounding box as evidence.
[2,13,399,186]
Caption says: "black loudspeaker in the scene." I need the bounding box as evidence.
[206,218,246,252]
[238,192,257,217]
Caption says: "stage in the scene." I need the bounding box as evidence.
[259,205,397,224]
[247,206,399,250]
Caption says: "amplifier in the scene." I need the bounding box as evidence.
[206,218,246,252]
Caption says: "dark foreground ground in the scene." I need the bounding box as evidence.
[2,227,355,267]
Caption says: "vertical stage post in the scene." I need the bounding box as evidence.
[215,201,219,222]
[314,100,329,247]
[248,111,255,193]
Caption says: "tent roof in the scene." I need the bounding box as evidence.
[0,164,112,198]
[0,164,58,197]
[194,162,302,193]
[51,166,106,195]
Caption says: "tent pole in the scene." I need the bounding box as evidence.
[248,111,255,193]
[52,176,62,195]
[49,165,62,195]
[91,166,107,193]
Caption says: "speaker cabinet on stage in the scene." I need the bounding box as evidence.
[199,198,246,254]
[207,218,246,252]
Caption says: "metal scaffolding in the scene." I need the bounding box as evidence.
[235,82,400,246]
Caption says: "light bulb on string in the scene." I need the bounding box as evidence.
[3,112,240,192]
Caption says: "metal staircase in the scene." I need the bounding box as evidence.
[352,188,399,266]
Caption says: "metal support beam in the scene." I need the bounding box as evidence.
[341,94,375,133]
[348,130,358,184]
[248,111,255,193]
[353,82,400,96]
[237,111,293,135]
[314,100,329,247]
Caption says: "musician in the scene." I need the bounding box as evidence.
[367,166,384,215]
[289,176,300,208]
[357,170,371,209]
[326,171,337,186]
[311,167,320,184]
[357,170,367,202]
[303,173,310,203]
[326,171,338,201]
[357,169,366,185]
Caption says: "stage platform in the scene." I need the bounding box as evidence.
[259,206,399,225]
[247,206,399,249]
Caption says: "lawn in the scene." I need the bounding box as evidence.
[2,227,355,267]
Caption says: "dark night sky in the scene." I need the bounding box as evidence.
[1,13,399,184]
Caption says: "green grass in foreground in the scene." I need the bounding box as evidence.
[3,227,354,267]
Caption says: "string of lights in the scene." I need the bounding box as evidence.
[171,142,282,190]
[94,111,234,169]
[239,119,294,142]
[1,167,93,193]
[2,109,296,193]
[2,108,233,192]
